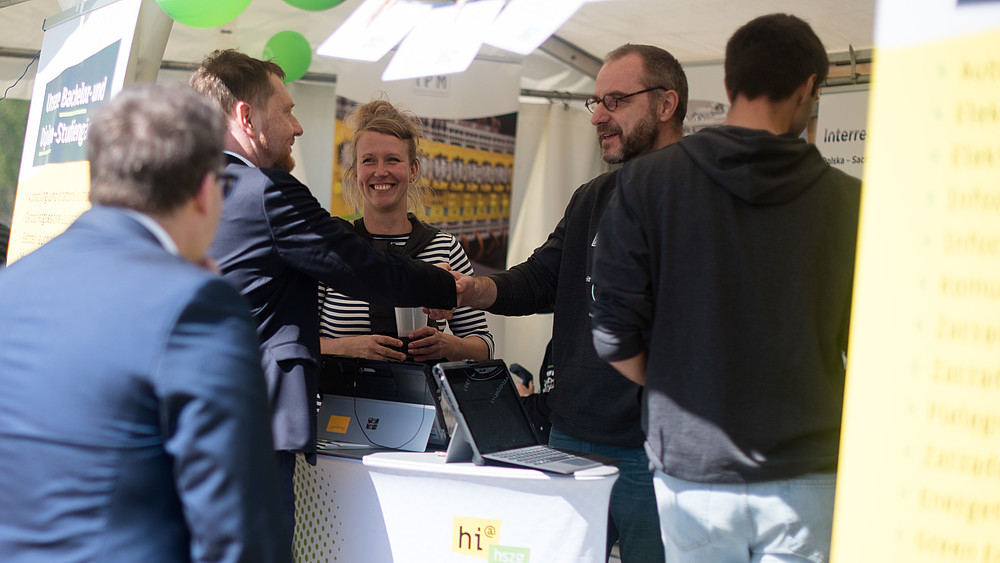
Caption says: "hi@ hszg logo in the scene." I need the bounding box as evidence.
[451,517,501,558]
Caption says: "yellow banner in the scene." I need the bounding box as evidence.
[7,161,90,263]
[832,28,1000,562]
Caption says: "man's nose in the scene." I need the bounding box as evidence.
[590,104,609,126]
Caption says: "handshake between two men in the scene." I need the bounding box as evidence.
[426,264,491,321]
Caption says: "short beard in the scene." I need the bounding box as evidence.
[259,132,295,173]
[603,106,660,165]
[273,152,296,173]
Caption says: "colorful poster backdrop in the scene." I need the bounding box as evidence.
[831,1,1000,561]
[332,96,516,271]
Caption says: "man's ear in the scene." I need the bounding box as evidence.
[234,100,254,136]
[799,74,819,105]
[657,90,680,123]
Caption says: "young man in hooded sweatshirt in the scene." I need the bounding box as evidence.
[591,13,861,563]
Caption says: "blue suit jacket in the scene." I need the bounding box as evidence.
[209,157,456,455]
[0,207,289,563]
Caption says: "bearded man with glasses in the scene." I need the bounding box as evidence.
[451,43,688,563]
[586,85,669,164]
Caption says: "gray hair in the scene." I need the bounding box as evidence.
[87,83,226,215]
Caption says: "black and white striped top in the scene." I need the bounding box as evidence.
[318,230,494,357]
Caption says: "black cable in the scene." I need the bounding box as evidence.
[353,368,432,450]
[1,50,39,102]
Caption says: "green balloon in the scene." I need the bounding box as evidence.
[263,31,312,83]
[155,0,251,28]
[282,0,346,11]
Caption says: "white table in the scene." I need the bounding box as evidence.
[293,450,618,563]
[293,449,393,562]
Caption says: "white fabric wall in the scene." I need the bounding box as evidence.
[487,100,604,372]
[285,81,335,211]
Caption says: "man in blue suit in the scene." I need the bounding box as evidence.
[189,50,458,539]
[0,84,289,562]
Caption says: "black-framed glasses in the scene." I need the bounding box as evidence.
[216,172,237,198]
[585,86,666,113]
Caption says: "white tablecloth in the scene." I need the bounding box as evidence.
[293,451,618,563]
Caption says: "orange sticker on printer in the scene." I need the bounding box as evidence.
[325,415,350,434]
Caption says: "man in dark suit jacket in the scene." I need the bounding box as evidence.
[189,50,458,537]
[0,84,289,562]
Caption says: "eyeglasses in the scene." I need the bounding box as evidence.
[585,86,666,113]
[216,172,237,198]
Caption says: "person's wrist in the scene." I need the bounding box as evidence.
[444,335,458,360]
[474,275,494,309]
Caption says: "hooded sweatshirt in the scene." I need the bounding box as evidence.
[591,126,861,483]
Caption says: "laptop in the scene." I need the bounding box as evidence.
[433,359,606,474]
[318,356,449,452]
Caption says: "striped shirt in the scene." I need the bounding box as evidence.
[318,230,494,357]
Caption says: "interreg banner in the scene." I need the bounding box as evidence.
[832,0,1000,561]
[7,0,143,264]
[815,89,869,178]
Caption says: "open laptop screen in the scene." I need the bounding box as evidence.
[437,361,538,454]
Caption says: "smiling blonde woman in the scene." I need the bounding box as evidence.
[318,99,494,363]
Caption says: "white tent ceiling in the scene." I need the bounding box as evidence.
[1,0,876,93]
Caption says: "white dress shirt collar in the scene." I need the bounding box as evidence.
[224,150,255,167]
[121,209,179,256]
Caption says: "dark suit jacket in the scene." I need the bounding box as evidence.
[209,156,456,454]
[0,206,289,563]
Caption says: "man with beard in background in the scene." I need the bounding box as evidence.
[451,44,688,562]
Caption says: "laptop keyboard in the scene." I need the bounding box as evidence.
[489,445,575,465]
